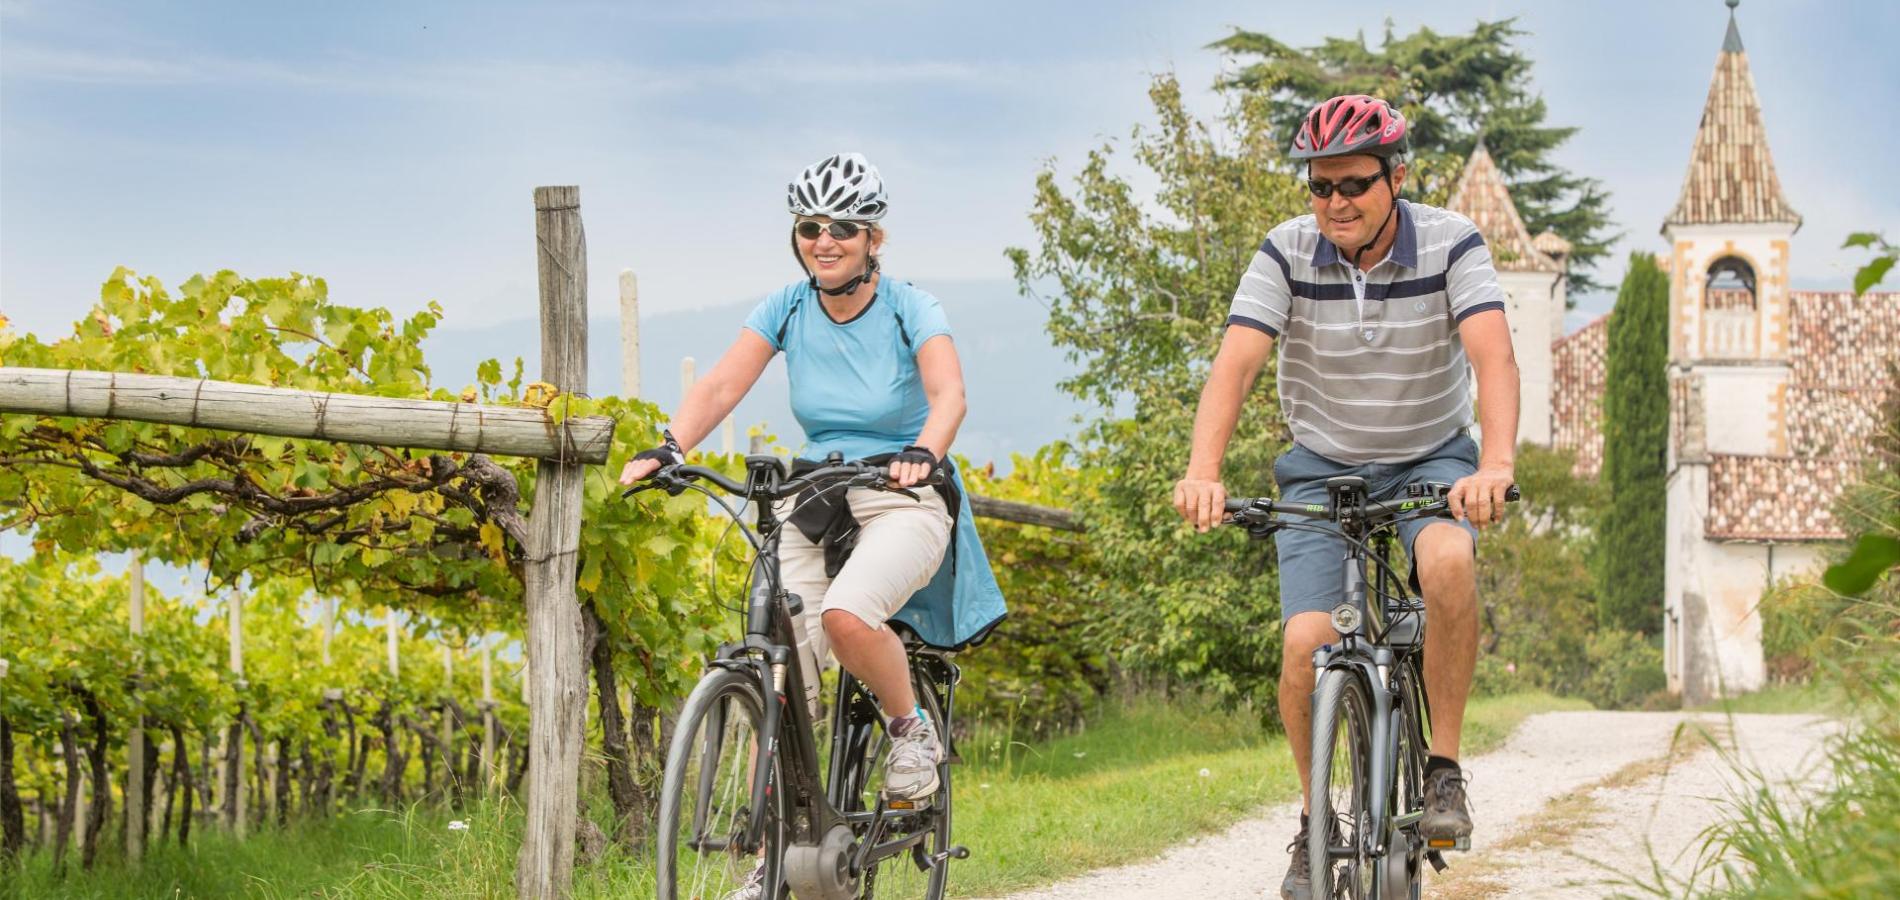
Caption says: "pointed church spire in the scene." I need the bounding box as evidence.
[1723,0,1744,52]
[1665,0,1800,228]
[1447,141,1561,273]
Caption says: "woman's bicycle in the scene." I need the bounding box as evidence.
[1224,475,1517,899]
[626,454,966,900]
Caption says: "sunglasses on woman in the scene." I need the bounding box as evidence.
[1306,172,1385,199]
[794,220,870,241]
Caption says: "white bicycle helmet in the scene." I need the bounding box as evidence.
[786,153,888,221]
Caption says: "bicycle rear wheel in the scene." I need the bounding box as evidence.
[1309,668,1375,900]
[657,667,785,900]
[831,672,953,899]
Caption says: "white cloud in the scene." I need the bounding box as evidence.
[0,39,1134,103]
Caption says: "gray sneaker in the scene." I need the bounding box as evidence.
[1420,767,1473,844]
[883,715,943,800]
[720,862,767,900]
[1281,819,1312,900]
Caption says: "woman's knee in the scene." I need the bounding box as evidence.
[822,607,877,643]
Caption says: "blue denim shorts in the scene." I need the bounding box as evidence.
[1271,433,1481,623]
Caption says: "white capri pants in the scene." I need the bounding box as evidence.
[778,486,953,715]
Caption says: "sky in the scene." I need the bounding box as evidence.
[3,0,1897,339]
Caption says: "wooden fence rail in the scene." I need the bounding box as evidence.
[0,368,614,464]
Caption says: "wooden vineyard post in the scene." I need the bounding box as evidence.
[481,635,497,794]
[619,269,640,399]
[441,644,454,798]
[386,612,400,679]
[226,589,246,838]
[125,555,147,863]
[514,185,590,900]
[320,596,337,666]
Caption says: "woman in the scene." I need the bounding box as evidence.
[620,152,1004,806]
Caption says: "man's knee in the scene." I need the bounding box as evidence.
[1416,524,1476,596]
[1282,612,1335,676]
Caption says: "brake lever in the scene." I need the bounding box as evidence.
[860,473,922,500]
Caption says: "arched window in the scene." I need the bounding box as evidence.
[1704,256,1756,311]
[1701,256,1758,357]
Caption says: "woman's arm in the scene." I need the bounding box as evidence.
[619,328,775,484]
[890,334,966,486]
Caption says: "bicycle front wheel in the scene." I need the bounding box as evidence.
[656,667,785,900]
[1309,668,1375,900]
[1384,662,1428,899]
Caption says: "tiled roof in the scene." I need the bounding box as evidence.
[1706,454,1863,540]
[1784,290,1900,458]
[1446,143,1562,274]
[1532,229,1572,259]
[1664,14,1800,227]
[1551,315,1609,476]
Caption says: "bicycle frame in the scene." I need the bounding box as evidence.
[679,456,951,871]
[1311,533,1417,864]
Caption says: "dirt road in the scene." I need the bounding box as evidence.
[993,710,1838,899]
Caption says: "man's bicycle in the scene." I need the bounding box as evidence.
[1224,475,1517,899]
[626,455,966,900]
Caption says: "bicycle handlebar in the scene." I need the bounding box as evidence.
[1223,482,1521,528]
[620,460,944,503]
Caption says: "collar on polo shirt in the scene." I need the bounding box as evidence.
[1312,199,1419,271]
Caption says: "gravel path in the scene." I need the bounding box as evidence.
[990,711,1838,900]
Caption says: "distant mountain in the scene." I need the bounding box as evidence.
[422,278,1091,471]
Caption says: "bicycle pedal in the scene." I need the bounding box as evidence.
[880,795,930,811]
[1426,850,1449,873]
[929,845,970,866]
[1424,836,1470,852]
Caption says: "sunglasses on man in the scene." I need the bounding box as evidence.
[794,220,871,241]
[1306,172,1386,199]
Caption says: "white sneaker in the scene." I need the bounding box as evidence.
[883,715,944,800]
[720,862,767,900]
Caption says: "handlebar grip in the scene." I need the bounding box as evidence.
[1506,485,1522,502]
[1223,498,1250,513]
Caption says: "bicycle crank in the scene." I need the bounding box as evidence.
[783,824,858,900]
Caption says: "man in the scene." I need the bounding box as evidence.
[1170,94,1519,900]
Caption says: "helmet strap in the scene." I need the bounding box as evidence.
[807,251,880,297]
[1350,157,1400,270]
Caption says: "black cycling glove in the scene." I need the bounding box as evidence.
[890,444,938,478]
[631,430,684,478]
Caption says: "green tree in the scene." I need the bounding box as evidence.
[1008,76,1308,713]
[1595,253,1669,632]
[1209,18,1617,292]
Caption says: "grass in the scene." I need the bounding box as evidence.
[5,690,1583,898]
[1686,679,1845,716]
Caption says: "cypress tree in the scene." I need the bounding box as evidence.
[1596,253,1670,632]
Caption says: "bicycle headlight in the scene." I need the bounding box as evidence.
[1330,603,1362,634]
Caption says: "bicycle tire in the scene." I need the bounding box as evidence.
[656,667,786,900]
[832,672,953,899]
[1309,668,1376,900]
[1384,662,1428,899]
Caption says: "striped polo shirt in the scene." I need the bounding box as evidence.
[1227,199,1507,465]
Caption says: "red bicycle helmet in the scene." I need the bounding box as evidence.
[1290,95,1408,160]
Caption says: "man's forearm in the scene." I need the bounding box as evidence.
[1474,360,1520,468]
[1186,367,1253,479]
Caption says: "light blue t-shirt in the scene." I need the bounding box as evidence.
[744,277,953,460]
[741,276,1006,651]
